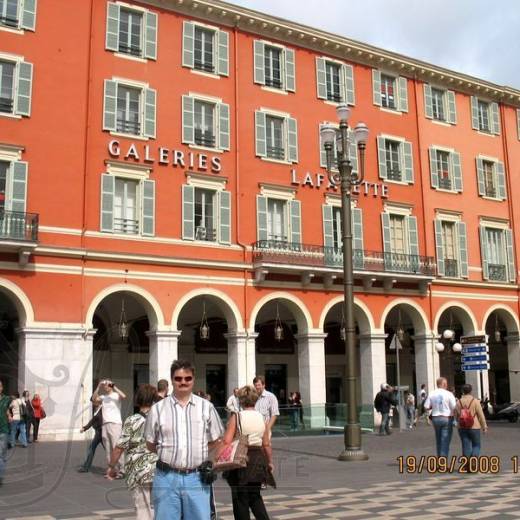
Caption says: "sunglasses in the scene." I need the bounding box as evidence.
[174,376,193,383]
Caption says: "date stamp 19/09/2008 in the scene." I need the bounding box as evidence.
[397,455,520,474]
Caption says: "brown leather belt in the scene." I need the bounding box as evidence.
[156,460,198,474]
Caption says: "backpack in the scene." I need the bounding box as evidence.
[459,398,475,429]
[19,399,28,420]
[374,392,383,412]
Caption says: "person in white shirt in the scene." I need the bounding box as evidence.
[423,377,456,457]
[226,388,240,414]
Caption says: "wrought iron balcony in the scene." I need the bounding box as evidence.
[0,16,18,28]
[0,210,38,242]
[266,146,285,160]
[194,129,216,148]
[118,44,142,57]
[265,77,283,89]
[485,185,496,198]
[116,118,141,135]
[438,176,452,190]
[194,60,215,73]
[488,263,507,282]
[114,217,139,235]
[387,168,402,182]
[444,258,459,277]
[327,92,342,103]
[0,97,14,114]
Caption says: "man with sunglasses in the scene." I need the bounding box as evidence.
[145,359,223,520]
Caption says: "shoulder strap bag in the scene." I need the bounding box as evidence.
[212,411,249,472]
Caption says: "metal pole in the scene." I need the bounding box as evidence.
[395,332,403,431]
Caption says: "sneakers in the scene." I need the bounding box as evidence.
[77,467,89,473]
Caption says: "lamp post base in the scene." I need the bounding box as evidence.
[337,448,369,461]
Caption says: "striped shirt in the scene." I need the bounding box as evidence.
[255,390,280,422]
[144,393,224,469]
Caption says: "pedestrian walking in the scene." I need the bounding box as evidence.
[455,384,488,458]
[78,405,103,473]
[107,384,159,520]
[374,384,397,435]
[8,392,27,448]
[253,376,279,435]
[144,359,224,520]
[219,385,274,520]
[226,388,240,414]
[288,391,299,431]
[157,379,169,400]
[424,377,456,457]
[31,393,44,441]
[0,380,11,485]
[418,384,428,422]
[21,391,34,443]
[405,391,416,429]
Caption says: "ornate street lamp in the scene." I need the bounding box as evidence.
[200,300,210,340]
[118,298,128,342]
[321,104,369,461]
[274,303,284,342]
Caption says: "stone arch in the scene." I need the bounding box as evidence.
[433,302,478,335]
[379,298,429,334]
[0,278,34,327]
[318,296,374,334]
[482,305,520,334]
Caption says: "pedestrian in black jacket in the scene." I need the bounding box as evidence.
[374,384,398,435]
[22,391,34,443]
[78,406,104,472]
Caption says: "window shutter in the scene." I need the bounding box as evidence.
[322,205,334,248]
[457,221,469,278]
[402,141,414,184]
[407,216,419,257]
[423,84,433,119]
[182,95,194,144]
[517,109,520,140]
[285,48,296,92]
[505,229,516,282]
[470,96,479,130]
[496,161,506,200]
[10,161,28,213]
[255,111,267,157]
[105,2,120,52]
[372,69,381,106]
[144,11,158,60]
[352,207,363,252]
[397,76,408,112]
[476,157,485,196]
[447,90,457,124]
[451,151,463,193]
[289,200,301,244]
[479,226,489,280]
[429,147,438,189]
[434,220,445,276]
[287,117,298,163]
[348,131,358,175]
[377,136,387,179]
[381,213,391,253]
[141,179,155,236]
[182,185,195,240]
[218,102,230,151]
[254,41,265,85]
[100,174,115,233]
[21,0,37,31]
[16,61,33,117]
[316,58,327,100]
[217,30,229,76]
[103,79,117,131]
[490,102,500,135]
[143,88,156,138]
[218,190,231,244]
[319,124,327,168]
[343,64,355,105]
[182,21,195,68]
[256,195,268,241]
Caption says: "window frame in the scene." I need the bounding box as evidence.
[384,139,402,182]
[193,187,218,242]
[380,73,397,110]
[477,99,491,133]
[113,176,141,235]
[193,25,216,74]
[0,0,36,33]
[431,87,446,122]
[118,7,144,57]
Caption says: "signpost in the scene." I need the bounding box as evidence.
[460,335,489,398]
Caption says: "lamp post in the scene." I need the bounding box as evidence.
[321,105,369,461]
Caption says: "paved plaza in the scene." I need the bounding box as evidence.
[1,422,519,519]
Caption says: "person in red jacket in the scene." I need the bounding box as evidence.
[31,394,44,442]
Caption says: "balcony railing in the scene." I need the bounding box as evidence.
[266,146,285,160]
[116,119,141,135]
[114,218,139,235]
[444,258,459,277]
[327,91,342,103]
[485,185,496,198]
[252,240,436,276]
[488,263,507,282]
[118,44,142,57]
[438,176,452,190]
[194,129,216,148]
[0,97,14,114]
[0,210,38,242]
[194,60,215,73]
[265,77,283,89]
[0,16,18,28]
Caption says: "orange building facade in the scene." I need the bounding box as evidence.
[2,0,520,437]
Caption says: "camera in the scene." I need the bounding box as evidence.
[198,461,217,485]
[108,382,115,388]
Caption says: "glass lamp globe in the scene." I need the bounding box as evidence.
[336,104,351,122]
[435,342,445,353]
[442,329,454,340]
[452,343,462,353]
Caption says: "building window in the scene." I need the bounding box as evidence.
[194,188,217,241]
[194,100,216,148]
[316,58,355,105]
[0,57,32,117]
[0,60,14,114]
[0,0,17,28]
[0,160,7,209]
[117,85,141,135]
[431,88,445,121]
[382,212,419,268]
[476,157,505,200]
[118,8,142,56]
[378,136,413,184]
[385,140,401,181]
[424,85,457,124]
[194,26,215,73]
[183,21,228,76]
[380,74,396,109]
[389,214,406,254]
[114,178,138,234]
[484,228,507,281]
[325,62,341,102]
[471,96,500,135]
[264,45,282,89]
[332,207,342,250]
[436,150,451,189]
[254,40,295,93]
[255,111,298,163]
[442,221,458,277]
[430,147,463,193]
[435,219,468,278]
[0,0,36,31]
[266,116,284,160]
[267,198,287,241]
[482,160,495,198]
[478,100,490,132]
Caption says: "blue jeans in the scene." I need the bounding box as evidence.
[458,428,481,457]
[290,409,299,430]
[431,416,454,457]
[153,468,210,520]
[379,412,390,434]
[0,432,8,481]
[81,429,103,471]
[9,420,27,448]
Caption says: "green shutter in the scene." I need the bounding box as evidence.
[254,41,265,85]
[21,0,37,31]
[424,84,433,119]
[182,95,194,144]
[407,216,419,257]
[289,200,301,244]
[143,88,156,138]
[429,147,438,189]
[452,151,463,193]
[505,229,516,282]
[343,64,355,105]
[372,69,381,106]
[490,102,500,135]
[496,161,506,200]
[144,11,158,60]
[322,205,334,247]
[349,131,358,175]
[182,185,195,240]
[476,158,485,196]
[141,179,155,236]
[398,76,408,112]
[517,109,520,140]
[447,90,457,124]
[105,2,120,52]
[217,30,229,76]
[256,195,268,241]
[381,213,391,253]
[434,220,445,276]
[285,48,295,92]
[100,174,115,233]
[316,58,327,100]
[182,21,195,68]
[10,161,28,213]
[16,61,33,117]
[219,190,231,244]
[402,141,414,184]
[255,111,266,157]
[377,136,387,179]
[103,80,117,131]
[319,124,327,168]
[479,226,489,280]
[218,102,230,151]
[352,207,363,252]
[287,117,298,163]
[457,221,468,278]
[470,97,479,130]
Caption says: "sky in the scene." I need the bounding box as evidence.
[229,0,520,90]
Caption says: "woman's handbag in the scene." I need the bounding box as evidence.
[212,412,248,472]
[41,408,46,419]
